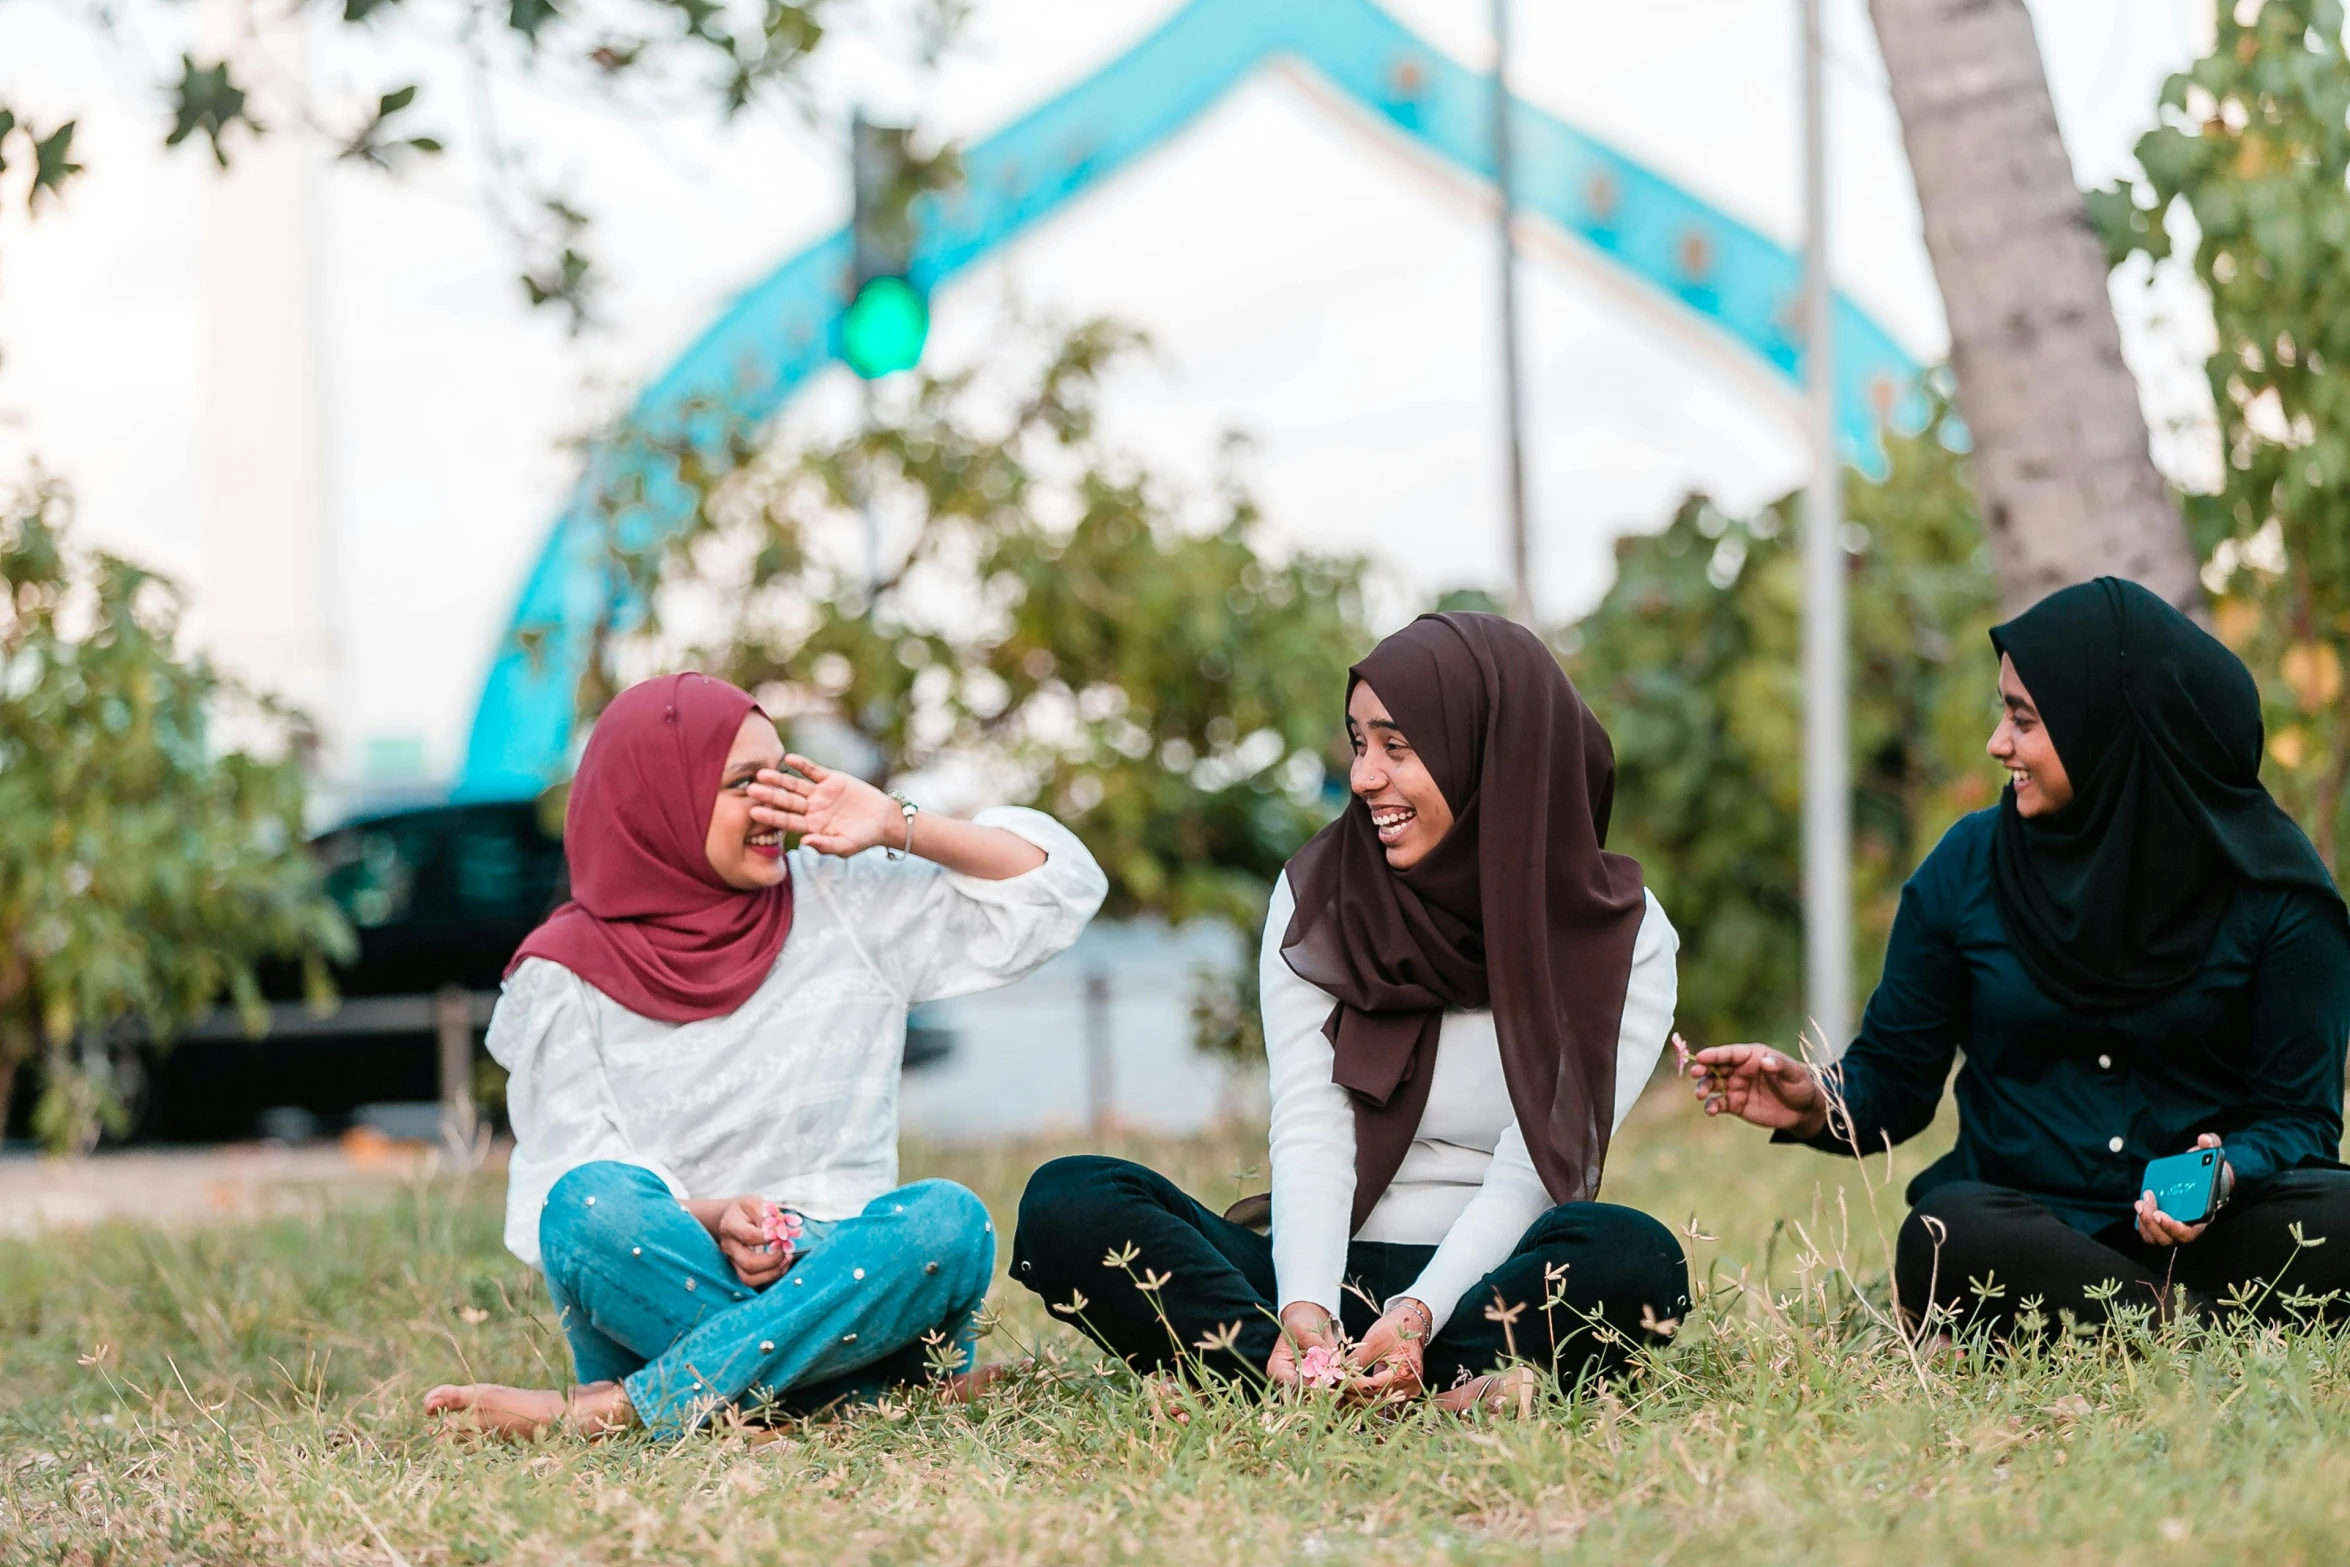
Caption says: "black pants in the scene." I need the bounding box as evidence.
[1894,1171,2350,1333]
[1011,1155,1689,1390]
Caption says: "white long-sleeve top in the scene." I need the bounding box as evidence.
[1263,872,1679,1335]
[488,806,1107,1268]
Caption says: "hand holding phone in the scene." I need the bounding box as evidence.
[2135,1134,2231,1247]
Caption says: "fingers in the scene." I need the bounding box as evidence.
[1349,1359,1422,1403]
[783,753,831,783]
[728,1255,785,1288]
[2136,1192,2201,1247]
[749,804,813,833]
[751,769,815,801]
[2196,1132,2223,1150]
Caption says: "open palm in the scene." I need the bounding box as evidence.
[748,755,899,857]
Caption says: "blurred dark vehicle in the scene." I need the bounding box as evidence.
[6,801,950,1144]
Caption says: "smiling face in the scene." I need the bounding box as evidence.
[1987,653,2075,818]
[1347,681,1457,871]
[705,711,789,889]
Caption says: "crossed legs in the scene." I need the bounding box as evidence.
[428,1162,996,1438]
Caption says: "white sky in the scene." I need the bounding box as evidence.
[0,0,2216,787]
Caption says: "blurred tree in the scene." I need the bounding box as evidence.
[0,481,351,1151]
[0,0,944,331]
[584,320,1369,1055]
[1566,382,2001,1050]
[2089,0,2350,876]
[1867,0,2200,613]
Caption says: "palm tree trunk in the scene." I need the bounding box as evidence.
[1867,0,2202,615]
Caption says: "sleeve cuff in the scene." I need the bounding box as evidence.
[1771,1125,1847,1156]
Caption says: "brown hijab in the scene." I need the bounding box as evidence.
[1280,613,1647,1229]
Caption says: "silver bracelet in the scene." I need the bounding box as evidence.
[886,793,919,860]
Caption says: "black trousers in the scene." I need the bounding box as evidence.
[1011,1154,1689,1390]
[1894,1171,2350,1333]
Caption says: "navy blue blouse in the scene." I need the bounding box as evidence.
[1784,809,2350,1233]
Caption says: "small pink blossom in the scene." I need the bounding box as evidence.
[760,1201,804,1260]
[1297,1344,1347,1388]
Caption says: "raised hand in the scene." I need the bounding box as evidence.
[747,753,902,858]
[1680,1034,1828,1136]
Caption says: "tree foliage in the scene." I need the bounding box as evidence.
[0,482,351,1149]
[1566,388,2002,1050]
[1,0,851,330]
[581,321,1368,1049]
[2090,0,2350,875]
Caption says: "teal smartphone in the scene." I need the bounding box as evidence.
[2142,1145,2223,1225]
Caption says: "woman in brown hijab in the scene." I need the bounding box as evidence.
[1013,614,1689,1407]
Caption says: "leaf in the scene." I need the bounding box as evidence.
[2083,180,2169,269]
[28,121,82,210]
[164,57,259,168]
[508,0,562,42]
[338,84,439,172]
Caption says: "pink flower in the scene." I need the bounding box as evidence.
[1297,1344,1346,1388]
[760,1201,804,1259]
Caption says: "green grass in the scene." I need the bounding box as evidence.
[6,1086,2350,1564]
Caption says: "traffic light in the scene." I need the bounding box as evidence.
[844,114,929,379]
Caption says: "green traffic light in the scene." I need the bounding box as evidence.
[841,276,929,379]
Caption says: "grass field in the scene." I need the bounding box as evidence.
[6,1083,2350,1565]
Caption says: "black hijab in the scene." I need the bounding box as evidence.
[1279,613,1648,1229]
[1988,577,2338,1013]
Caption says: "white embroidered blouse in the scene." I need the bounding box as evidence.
[488,806,1107,1268]
[1262,871,1680,1335]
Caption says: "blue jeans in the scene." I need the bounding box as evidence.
[536,1161,996,1435]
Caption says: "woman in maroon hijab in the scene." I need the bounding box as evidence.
[1013,614,1688,1409]
[425,672,1106,1438]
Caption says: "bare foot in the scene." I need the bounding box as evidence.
[1432,1366,1539,1419]
[938,1361,1023,1403]
[423,1380,638,1441]
[1143,1373,1195,1425]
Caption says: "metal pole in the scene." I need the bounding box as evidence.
[1490,0,1532,624]
[1083,970,1114,1136]
[859,380,881,594]
[1800,0,1851,1060]
[435,984,478,1160]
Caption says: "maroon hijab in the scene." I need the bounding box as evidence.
[506,672,794,1022]
[1280,613,1646,1228]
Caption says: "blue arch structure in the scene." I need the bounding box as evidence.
[455,0,1925,801]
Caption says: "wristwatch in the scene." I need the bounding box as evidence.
[886,793,919,860]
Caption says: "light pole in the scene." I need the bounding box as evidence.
[1491,0,1532,624]
[1799,0,1851,1059]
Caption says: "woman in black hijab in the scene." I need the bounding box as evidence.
[1012,614,1689,1406]
[1693,578,2350,1332]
